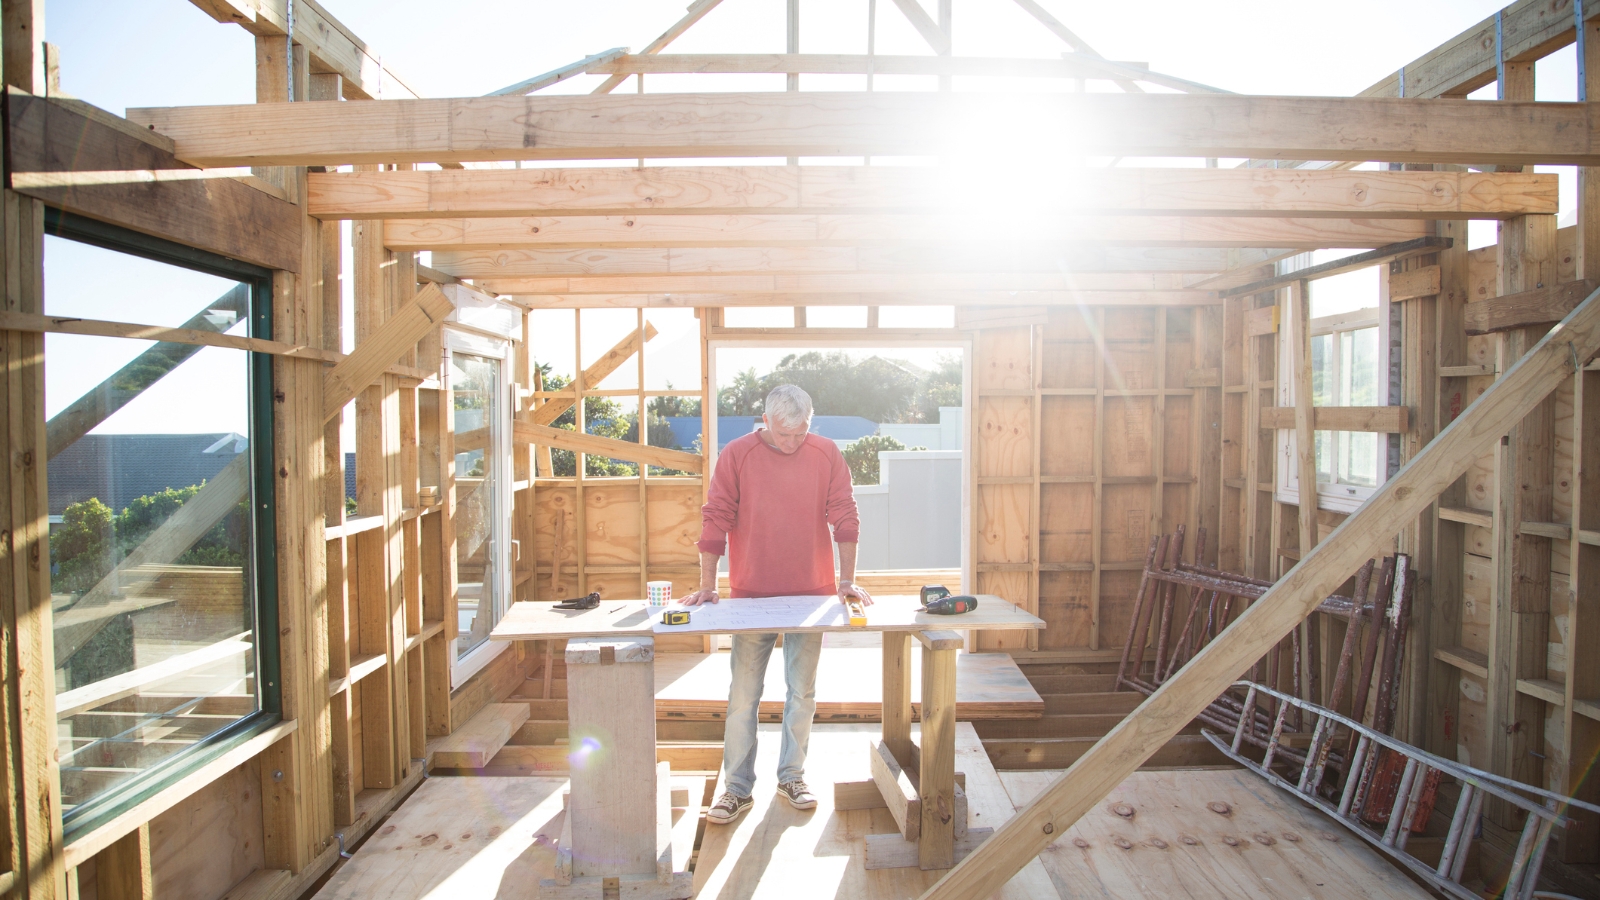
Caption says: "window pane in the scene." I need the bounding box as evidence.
[1310,333,1333,407]
[44,237,260,825]
[1343,431,1380,487]
[454,353,502,659]
[1343,326,1380,406]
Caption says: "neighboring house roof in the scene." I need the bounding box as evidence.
[664,415,878,450]
[48,433,246,516]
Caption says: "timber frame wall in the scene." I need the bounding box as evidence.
[3,0,1600,898]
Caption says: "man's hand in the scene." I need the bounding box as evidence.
[839,581,874,607]
[681,587,720,606]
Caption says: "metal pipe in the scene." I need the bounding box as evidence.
[1232,686,1258,753]
[1449,789,1484,883]
[1338,735,1370,817]
[1437,784,1476,879]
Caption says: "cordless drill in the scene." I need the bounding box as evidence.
[920,585,978,615]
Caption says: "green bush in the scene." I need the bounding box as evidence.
[843,434,925,485]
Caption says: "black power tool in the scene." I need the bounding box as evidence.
[920,585,978,616]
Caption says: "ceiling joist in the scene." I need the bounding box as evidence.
[306,166,1556,221]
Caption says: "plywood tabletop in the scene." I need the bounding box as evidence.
[492,593,1043,641]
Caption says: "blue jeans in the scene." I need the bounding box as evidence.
[721,632,822,798]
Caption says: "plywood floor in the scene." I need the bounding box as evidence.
[691,722,1058,900]
[312,774,705,899]
[1001,769,1432,900]
[654,648,1043,720]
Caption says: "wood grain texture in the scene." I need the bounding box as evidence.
[127,93,1600,167]
[1002,768,1432,898]
[921,286,1600,899]
[6,91,301,271]
[392,215,1428,251]
[312,166,1556,219]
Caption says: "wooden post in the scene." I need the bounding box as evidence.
[919,641,958,869]
[918,284,1600,900]
[1487,210,1556,828]
[882,631,913,765]
[1290,279,1319,556]
[96,823,152,900]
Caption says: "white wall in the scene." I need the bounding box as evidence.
[853,450,962,570]
[879,406,963,451]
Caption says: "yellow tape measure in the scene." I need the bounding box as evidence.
[661,609,691,626]
[846,599,867,627]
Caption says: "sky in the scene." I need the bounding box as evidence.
[38,0,1563,433]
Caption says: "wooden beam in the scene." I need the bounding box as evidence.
[1219,237,1452,298]
[6,90,302,272]
[531,322,658,427]
[125,93,1600,168]
[1258,406,1411,433]
[1360,0,1600,99]
[477,271,1198,294]
[490,47,628,96]
[188,0,418,100]
[513,421,704,474]
[95,823,152,900]
[1008,0,1144,94]
[501,290,1216,308]
[1388,264,1441,302]
[889,0,951,55]
[589,53,1152,79]
[311,166,1556,221]
[322,283,453,423]
[590,0,726,94]
[917,285,1600,899]
[388,215,1430,251]
[1463,278,1600,335]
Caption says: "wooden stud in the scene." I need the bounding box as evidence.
[95,823,152,900]
[921,275,1600,900]
[883,631,913,766]
[1290,279,1319,557]
[919,643,958,869]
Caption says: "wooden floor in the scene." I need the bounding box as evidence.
[1002,769,1433,899]
[691,722,1058,900]
[313,773,707,899]
[654,646,1043,721]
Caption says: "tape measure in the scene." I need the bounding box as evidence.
[846,599,867,627]
[661,609,692,626]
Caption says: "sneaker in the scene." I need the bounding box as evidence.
[777,780,817,810]
[707,791,753,824]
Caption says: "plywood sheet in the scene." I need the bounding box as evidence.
[1002,768,1431,900]
[978,327,1034,392]
[692,723,1056,900]
[652,648,1043,720]
[494,594,1044,640]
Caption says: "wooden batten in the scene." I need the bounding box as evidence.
[5,90,302,272]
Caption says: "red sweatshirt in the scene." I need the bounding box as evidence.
[697,431,860,598]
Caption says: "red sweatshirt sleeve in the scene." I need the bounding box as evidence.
[824,442,860,543]
[696,443,741,555]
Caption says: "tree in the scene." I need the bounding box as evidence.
[842,433,924,485]
[909,353,962,423]
[543,371,638,477]
[718,368,766,416]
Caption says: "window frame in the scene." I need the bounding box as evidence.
[444,325,515,688]
[43,208,281,844]
[1273,263,1395,515]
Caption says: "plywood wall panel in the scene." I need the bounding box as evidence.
[150,758,265,900]
[1462,552,1494,656]
[1457,671,1489,770]
[1162,395,1194,478]
[644,482,702,565]
[1037,572,1094,650]
[1039,396,1094,476]
[1039,484,1093,563]
[1095,570,1146,654]
[583,483,644,566]
[1163,309,1195,389]
[977,484,1031,563]
[977,327,1033,392]
[1554,378,1575,525]
[1102,397,1155,478]
[1100,483,1153,564]
[977,397,1034,477]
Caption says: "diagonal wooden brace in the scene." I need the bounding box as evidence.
[321,283,454,424]
[514,421,704,474]
[919,285,1600,899]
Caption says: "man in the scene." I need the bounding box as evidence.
[682,384,872,824]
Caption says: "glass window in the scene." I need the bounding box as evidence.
[453,351,503,660]
[43,220,274,840]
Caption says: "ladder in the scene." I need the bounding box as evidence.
[1203,680,1600,900]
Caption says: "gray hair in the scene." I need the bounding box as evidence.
[764,384,813,428]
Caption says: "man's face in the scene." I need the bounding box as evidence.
[761,414,810,454]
